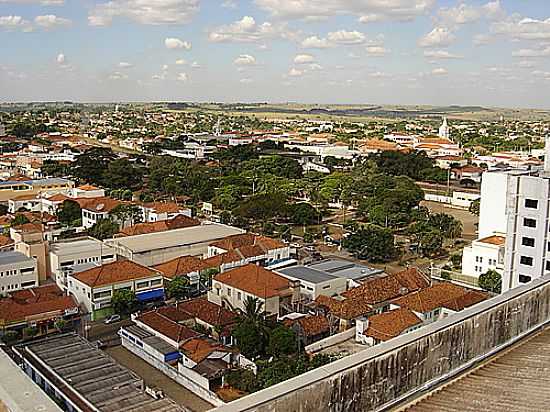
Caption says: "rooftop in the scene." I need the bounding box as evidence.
[106,223,244,254]
[118,214,200,236]
[0,251,35,266]
[16,334,184,412]
[72,260,160,288]
[0,177,71,187]
[277,266,338,284]
[214,264,292,299]
[364,308,422,342]
[308,259,384,280]
[49,238,114,257]
[477,235,506,246]
[136,310,200,345]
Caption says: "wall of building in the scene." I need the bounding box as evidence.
[0,256,38,296]
[213,274,550,412]
[478,171,509,238]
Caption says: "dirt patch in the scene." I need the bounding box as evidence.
[421,201,479,240]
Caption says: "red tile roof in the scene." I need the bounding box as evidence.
[153,256,203,279]
[76,196,121,213]
[477,235,505,246]
[295,315,330,337]
[364,308,422,342]
[210,233,285,253]
[213,264,291,299]
[180,338,230,363]
[118,215,200,236]
[72,260,160,288]
[136,310,199,345]
[177,298,237,328]
[142,202,184,214]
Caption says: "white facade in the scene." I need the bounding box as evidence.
[478,171,510,239]
[0,252,38,296]
[141,205,192,223]
[462,236,505,280]
[439,117,450,139]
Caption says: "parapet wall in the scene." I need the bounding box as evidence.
[214,275,550,412]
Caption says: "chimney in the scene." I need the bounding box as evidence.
[545,135,550,173]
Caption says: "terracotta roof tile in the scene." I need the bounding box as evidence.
[153,256,203,279]
[213,264,291,299]
[143,202,184,214]
[118,215,200,236]
[477,235,505,246]
[177,298,237,328]
[76,196,121,213]
[72,260,160,288]
[296,315,330,337]
[0,235,14,247]
[136,310,199,344]
[180,338,230,363]
[364,308,422,342]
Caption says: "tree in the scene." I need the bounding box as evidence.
[343,224,396,262]
[469,199,480,216]
[110,204,142,226]
[2,330,19,344]
[42,160,70,177]
[417,230,444,257]
[166,276,190,300]
[57,200,82,226]
[71,147,117,187]
[112,289,138,316]
[234,192,288,222]
[23,326,38,338]
[290,203,320,226]
[267,326,297,358]
[478,270,502,294]
[11,214,30,227]
[88,218,119,240]
[242,296,264,323]
[233,319,266,359]
[106,158,143,190]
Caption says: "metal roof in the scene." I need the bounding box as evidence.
[308,259,383,280]
[0,178,71,187]
[277,266,337,284]
[0,251,35,266]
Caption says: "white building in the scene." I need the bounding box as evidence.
[276,265,347,301]
[140,202,192,223]
[0,251,38,296]
[439,117,450,139]
[462,235,505,282]
[49,238,116,291]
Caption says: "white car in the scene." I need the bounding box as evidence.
[103,314,121,324]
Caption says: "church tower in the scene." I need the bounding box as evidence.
[438,117,450,140]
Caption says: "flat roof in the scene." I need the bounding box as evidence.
[0,349,62,412]
[106,223,244,254]
[0,251,35,266]
[123,324,178,355]
[18,334,184,412]
[277,266,338,284]
[0,178,71,187]
[308,259,383,280]
[49,238,115,257]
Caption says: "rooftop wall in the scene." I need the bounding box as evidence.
[214,274,550,412]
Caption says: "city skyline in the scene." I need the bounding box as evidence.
[1,0,550,108]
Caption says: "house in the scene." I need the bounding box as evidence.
[68,260,164,320]
[8,194,42,214]
[276,265,347,301]
[70,184,105,198]
[208,233,291,267]
[355,308,422,346]
[132,308,199,348]
[314,267,430,331]
[435,155,468,170]
[286,314,331,346]
[0,284,79,335]
[140,202,192,223]
[390,282,488,323]
[452,165,484,183]
[76,197,122,228]
[0,251,38,296]
[117,214,201,237]
[307,259,384,288]
[0,235,14,252]
[49,238,117,292]
[154,255,204,285]
[177,298,237,344]
[208,264,300,316]
[462,234,505,284]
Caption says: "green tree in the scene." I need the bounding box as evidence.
[290,203,320,226]
[166,276,190,300]
[110,204,142,226]
[343,224,396,262]
[54,319,67,332]
[2,330,20,344]
[106,158,143,190]
[478,269,502,294]
[233,319,266,359]
[42,160,70,177]
[57,200,82,226]
[88,218,119,240]
[111,289,138,316]
[417,230,444,257]
[267,326,297,358]
[11,214,30,227]
[469,199,480,216]
[71,147,117,187]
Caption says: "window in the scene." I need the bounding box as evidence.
[136,281,149,289]
[150,279,162,286]
[323,285,331,290]
[522,237,535,247]
[519,274,532,283]
[227,288,232,297]
[520,256,533,266]
[20,267,34,274]
[525,199,538,209]
[523,218,537,228]
[546,261,550,271]
[237,291,242,300]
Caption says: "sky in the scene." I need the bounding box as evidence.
[1,0,550,108]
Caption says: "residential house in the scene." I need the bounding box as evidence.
[390,282,488,323]
[70,184,105,199]
[461,235,505,284]
[435,155,468,170]
[452,165,484,183]
[286,314,331,346]
[76,197,122,229]
[208,264,300,316]
[0,284,79,335]
[154,256,204,286]
[355,308,422,346]
[140,202,192,223]
[177,298,237,344]
[68,260,164,320]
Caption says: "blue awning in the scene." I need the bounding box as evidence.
[136,288,165,302]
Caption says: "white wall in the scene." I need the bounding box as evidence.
[478,171,509,239]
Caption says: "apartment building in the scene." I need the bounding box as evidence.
[0,251,38,296]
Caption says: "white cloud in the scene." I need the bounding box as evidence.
[255,0,436,22]
[366,46,388,56]
[423,50,462,59]
[89,0,199,26]
[0,15,32,31]
[0,0,64,4]
[288,68,304,77]
[234,54,256,66]
[327,30,365,45]
[511,47,550,58]
[308,63,322,71]
[56,53,66,64]
[118,61,133,68]
[432,67,448,75]
[109,71,128,80]
[208,15,294,43]
[190,61,201,68]
[419,27,456,48]
[175,59,186,65]
[34,15,72,29]
[492,16,550,41]
[301,35,331,49]
[473,34,493,46]
[165,37,191,49]
[177,72,188,81]
[294,53,315,64]
[240,78,253,84]
[517,60,536,69]
[222,0,237,8]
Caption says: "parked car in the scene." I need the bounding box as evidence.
[103,314,121,324]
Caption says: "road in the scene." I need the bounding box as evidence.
[106,346,213,412]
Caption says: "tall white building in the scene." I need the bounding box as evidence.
[439,117,450,140]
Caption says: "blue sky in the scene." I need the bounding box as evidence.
[1,0,549,108]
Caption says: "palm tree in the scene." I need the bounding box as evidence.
[242,296,264,323]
